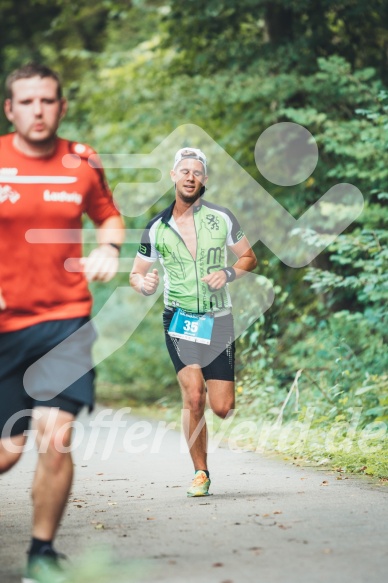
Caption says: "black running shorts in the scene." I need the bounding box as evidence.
[163,308,235,381]
[0,317,97,437]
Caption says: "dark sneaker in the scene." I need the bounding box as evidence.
[187,470,211,497]
[22,545,68,583]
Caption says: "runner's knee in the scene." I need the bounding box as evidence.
[182,389,206,415]
[34,410,74,470]
[211,398,235,419]
[36,433,72,473]
[212,406,233,419]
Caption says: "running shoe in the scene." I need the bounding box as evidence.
[22,545,68,583]
[187,470,211,497]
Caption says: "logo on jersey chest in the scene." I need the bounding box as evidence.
[0,185,21,204]
[206,214,220,230]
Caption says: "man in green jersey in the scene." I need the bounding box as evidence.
[130,148,257,496]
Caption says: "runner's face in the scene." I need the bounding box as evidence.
[171,159,208,204]
[4,76,66,146]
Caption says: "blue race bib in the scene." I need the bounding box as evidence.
[168,308,214,345]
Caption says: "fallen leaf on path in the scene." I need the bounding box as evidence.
[212,562,223,567]
[321,480,329,486]
[94,523,104,530]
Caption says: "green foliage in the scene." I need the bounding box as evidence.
[0,0,136,132]
[304,230,388,309]
[163,0,388,78]
[233,61,387,455]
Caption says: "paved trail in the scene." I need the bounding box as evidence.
[1,407,387,583]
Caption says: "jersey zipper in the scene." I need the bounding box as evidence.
[193,212,200,313]
[165,215,201,313]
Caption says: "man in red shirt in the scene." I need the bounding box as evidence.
[0,63,124,582]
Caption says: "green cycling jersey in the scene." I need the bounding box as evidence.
[137,199,244,313]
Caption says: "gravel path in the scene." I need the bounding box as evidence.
[1,406,387,583]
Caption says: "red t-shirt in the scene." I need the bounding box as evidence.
[0,133,121,332]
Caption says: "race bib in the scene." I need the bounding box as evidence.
[168,309,214,345]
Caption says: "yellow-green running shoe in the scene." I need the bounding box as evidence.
[22,546,68,583]
[187,470,211,497]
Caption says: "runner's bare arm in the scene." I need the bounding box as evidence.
[81,215,125,282]
[201,236,257,290]
[130,256,159,296]
[0,287,6,310]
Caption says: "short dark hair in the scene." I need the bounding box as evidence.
[5,63,63,100]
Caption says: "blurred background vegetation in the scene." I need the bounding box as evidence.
[1,0,386,471]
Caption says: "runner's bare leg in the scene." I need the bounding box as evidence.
[178,366,208,471]
[31,408,74,540]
